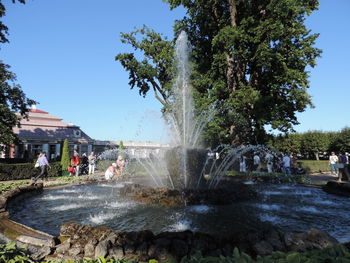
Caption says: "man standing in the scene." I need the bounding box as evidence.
[329,152,339,177]
[265,151,274,173]
[283,153,291,176]
[253,153,260,172]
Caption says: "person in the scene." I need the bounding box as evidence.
[239,155,247,172]
[68,164,76,176]
[32,152,50,183]
[329,152,339,177]
[265,151,274,173]
[105,163,117,180]
[73,149,80,176]
[339,152,349,181]
[291,154,298,175]
[88,151,96,175]
[253,153,260,172]
[80,153,89,175]
[116,155,125,176]
[282,153,291,176]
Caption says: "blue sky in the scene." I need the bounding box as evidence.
[2,0,349,142]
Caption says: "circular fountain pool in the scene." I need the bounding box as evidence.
[8,182,350,242]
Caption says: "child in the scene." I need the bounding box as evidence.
[105,163,117,180]
[116,155,125,176]
[68,165,76,176]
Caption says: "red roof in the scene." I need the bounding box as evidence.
[29,109,48,114]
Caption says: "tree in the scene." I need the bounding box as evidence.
[60,139,70,171]
[165,0,321,146]
[119,140,125,149]
[331,127,350,153]
[271,133,302,154]
[0,0,36,150]
[116,26,175,109]
[300,131,330,160]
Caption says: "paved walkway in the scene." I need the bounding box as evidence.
[306,172,348,186]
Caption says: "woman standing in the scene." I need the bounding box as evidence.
[88,151,96,175]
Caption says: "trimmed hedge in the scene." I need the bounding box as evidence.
[299,160,330,174]
[0,162,62,181]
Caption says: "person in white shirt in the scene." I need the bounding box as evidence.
[253,153,260,172]
[329,152,339,176]
[283,153,291,176]
[265,151,274,173]
[239,155,247,172]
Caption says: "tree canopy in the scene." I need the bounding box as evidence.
[117,0,321,147]
[0,0,35,149]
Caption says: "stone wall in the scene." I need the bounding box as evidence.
[52,222,338,262]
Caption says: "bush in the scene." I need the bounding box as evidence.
[0,162,62,181]
[299,160,330,174]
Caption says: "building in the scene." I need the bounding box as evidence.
[1,106,171,161]
[6,106,94,160]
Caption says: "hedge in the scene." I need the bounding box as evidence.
[0,162,62,181]
[299,160,330,174]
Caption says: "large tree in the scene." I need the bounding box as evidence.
[166,0,321,146]
[0,0,35,150]
[116,0,321,147]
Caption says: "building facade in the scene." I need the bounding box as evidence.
[5,107,94,160]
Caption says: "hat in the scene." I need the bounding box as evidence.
[112,163,117,167]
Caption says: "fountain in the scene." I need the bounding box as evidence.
[4,31,350,261]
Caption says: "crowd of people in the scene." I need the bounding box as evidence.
[239,151,304,176]
[32,150,126,183]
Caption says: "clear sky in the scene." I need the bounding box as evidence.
[2,0,349,143]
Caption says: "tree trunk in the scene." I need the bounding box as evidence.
[226,0,237,92]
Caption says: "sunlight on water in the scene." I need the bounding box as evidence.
[76,194,100,200]
[258,204,282,211]
[259,213,281,223]
[88,212,116,224]
[41,195,70,201]
[50,203,85,211]
[295,206,321,214]
[190,205,211,214]
[262,191,283,195]
[168,220,194,232]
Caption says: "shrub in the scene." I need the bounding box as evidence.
[0,162,62,181]
[60,139,70,171]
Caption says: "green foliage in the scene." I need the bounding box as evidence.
[0,162,62,181]
[115,25,174,107]
[300,131,331,160]
[0,241,34,263]
[298,160,329,174]
[119,141,125,149]
[180,245,350,263]
[331,127,350,153]
[0,0,36,150]
[0,181,27,194]
[165,0,321,146]
[270,134,302,155]
[271,130,346,160]
[61,139,70,171]
[118,0,321,147]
